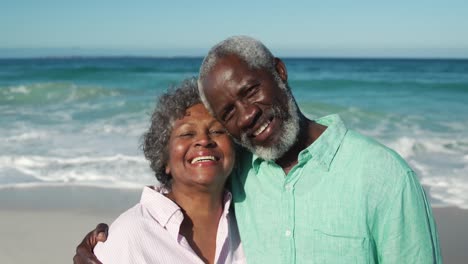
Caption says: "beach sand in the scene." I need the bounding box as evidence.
[0,186,467,264]
[433,206,468,264]
[0,186,140,264]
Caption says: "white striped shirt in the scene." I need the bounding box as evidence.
[94,186,246,264]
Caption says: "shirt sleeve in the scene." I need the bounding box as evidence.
[373,170,441,263]
[93,212,147,264]
[94,224,134,264]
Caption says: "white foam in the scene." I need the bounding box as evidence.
[421,176,468,210]
[387,136,417,158]
[0,154,155,188]
[389,140,468,210]
[0,181,144,190]
[440,120,467,132]
[2,131,47,142]
[82,113,148,136]
[9,85,30,94]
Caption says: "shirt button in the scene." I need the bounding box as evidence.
[285,184,292,191]
[285,229,292,237]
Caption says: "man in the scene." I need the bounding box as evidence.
[75,36,441,263]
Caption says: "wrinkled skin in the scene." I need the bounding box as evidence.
[73,223,108,264]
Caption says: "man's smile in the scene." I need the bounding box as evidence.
[252,119,271,137]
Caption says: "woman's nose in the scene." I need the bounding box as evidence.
[194,133,216,147]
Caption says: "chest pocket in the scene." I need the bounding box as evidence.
[312,229,369,264]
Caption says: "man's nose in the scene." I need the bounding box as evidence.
[236,102,260,131]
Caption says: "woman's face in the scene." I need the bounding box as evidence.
[165,103,235,191]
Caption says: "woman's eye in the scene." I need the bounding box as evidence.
[210,128,226,135]
[179,132,194,137]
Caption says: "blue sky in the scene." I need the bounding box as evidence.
[1,0,467,58]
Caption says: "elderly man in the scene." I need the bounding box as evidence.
[75,36,441,263]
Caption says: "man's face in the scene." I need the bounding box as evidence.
[200,54,300,160]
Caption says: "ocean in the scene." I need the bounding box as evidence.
[1,57,467,209]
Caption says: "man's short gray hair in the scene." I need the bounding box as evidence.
[198,36,277,113]
[142,77,201,189]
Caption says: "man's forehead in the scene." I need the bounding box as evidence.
[208,55,255,82]
[209,62,236,85]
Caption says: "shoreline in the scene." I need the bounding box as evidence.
[1,185,466,263]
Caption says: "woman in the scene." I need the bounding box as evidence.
[93,78,245,263]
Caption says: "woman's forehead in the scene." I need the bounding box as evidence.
[173,104,219,127]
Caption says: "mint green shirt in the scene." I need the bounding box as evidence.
[231,114,441,263]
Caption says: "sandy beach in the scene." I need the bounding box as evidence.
[0,186,466,264]
[0,186,140,264]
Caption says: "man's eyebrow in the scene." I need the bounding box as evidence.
[237,80,258,96]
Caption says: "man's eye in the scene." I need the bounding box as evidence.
[222,106,234,122]
[247,85,259,97]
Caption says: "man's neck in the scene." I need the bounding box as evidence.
[275,115,327,175]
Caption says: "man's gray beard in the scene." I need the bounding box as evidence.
[237,81,300,161]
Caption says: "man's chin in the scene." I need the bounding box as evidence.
[238,124,297,161]
[241,140,287,161]
[252,146,284,161]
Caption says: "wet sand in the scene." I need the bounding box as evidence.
[433,206,468,264]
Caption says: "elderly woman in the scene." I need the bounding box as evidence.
[91,78,245,264]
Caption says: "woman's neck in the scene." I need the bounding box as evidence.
[165,184,225,264]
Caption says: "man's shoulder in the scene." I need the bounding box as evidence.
[338,129,414,189]
[344,130,411,169]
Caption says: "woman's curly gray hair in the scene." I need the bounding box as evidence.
[142,77,201,188]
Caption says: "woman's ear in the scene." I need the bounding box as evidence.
[165,165,171,175]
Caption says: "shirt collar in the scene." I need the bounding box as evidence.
[252,114,347,172]
[140,186,183,228]
[140,186,234,228]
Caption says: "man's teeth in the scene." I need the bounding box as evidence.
[253,120,271,136]
[191,156,216,164]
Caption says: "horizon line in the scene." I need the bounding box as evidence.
[1,55,468,60]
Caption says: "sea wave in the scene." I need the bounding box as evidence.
[2,57,467,210]
[380,135,468,209]
[291,78,468,92]
[0,83,121,105]
[0,154,155,187]
[421,176,468,210]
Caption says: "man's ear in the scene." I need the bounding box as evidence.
[274,58,288,81]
